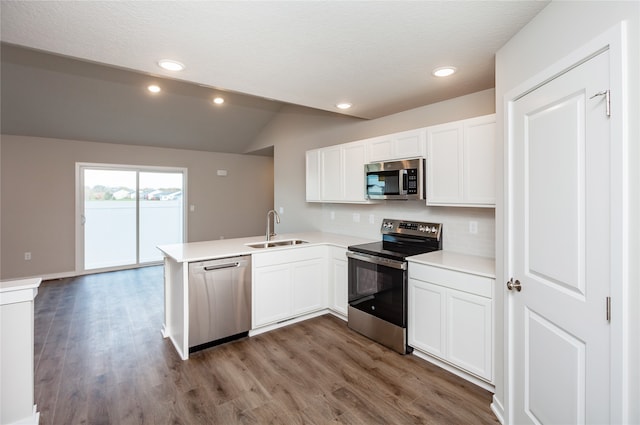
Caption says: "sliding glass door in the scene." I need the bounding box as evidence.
[79,164,185,271]
[139,171,184,263]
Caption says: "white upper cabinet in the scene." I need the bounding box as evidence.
[342,142,368,201]
[367,128,426,162]
[320,146,343,201]
[426,114,496,207]
[305,149,321,202]
[305,114,494,205]
[306,141,369,203]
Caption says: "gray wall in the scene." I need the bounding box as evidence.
[248,88,497,256]
[494,1,639,421]
[0,135,274,279]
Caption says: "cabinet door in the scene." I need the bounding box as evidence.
[426,123,463,205]
[464,118,496,205]
[330,252,348,316]
[408,278,446,358]
[367,129,425,162]
[447,290,493,381]
[342,142,367,202]
[394,129,425,159]
[320,147,342,201]
[305,150,321,202]
[367,136,394,162]
[253,264,292,327]
[292,259,326,315]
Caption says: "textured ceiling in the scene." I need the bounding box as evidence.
[0,1,549,153]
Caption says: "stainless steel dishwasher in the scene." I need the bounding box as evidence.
[188,255,251,352]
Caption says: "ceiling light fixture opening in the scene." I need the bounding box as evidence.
[213,97,225,105]
[158,59,185,72]
[336,103,352,110]
[147,84,161,93]
[432,66,457,77]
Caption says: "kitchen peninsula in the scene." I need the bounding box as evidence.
[158,232,373,360]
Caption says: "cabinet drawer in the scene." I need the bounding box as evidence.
[253,246,326,268]
[409,263,493,298]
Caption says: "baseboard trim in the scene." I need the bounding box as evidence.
[411,349,495,393]
[249,309,329,337]
[491,395,505,424]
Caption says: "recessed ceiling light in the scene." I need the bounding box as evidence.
[213,97,224,105]
[158,59,185,72]
[336,103,352,110]
[147,84,161,93]
[432,66,457,77]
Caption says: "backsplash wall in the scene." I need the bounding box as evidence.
[318,202,495,258]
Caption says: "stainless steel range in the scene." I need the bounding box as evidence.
[346,219,442,354]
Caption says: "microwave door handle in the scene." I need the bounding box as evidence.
[400,169,408,195]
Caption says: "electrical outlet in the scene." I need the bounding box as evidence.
[369,214,375,224]
[352,213,360,223]
[24,252,32,261]
[330,211,335,220]
[469,221,478,234]
[189,204,195,212]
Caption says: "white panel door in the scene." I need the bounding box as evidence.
[320,147,342,201]
[305,150,321,201]
[447,290,492,381]
[509,50,611,424]
[342,142,367,202]
[464,118,496,204]
[253,264,292,327]
[330,251,348,316]
[426,124,462,203]
[408,278,446,358]
[394,129,425,159]
[292,259,325,315]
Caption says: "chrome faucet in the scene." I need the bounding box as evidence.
[266,209,281,241]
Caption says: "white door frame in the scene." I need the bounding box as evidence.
[75,162,188,275]
[503,22,629,424]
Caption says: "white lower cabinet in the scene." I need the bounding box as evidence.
[292,260,325,315]
[409,280,446,359]
[253,263,293,326]
[253,246,327,328]
[328,246,348,317]
[408,261,494,383]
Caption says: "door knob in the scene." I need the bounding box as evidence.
[507,278,522,292]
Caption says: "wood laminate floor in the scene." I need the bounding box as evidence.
[33,266,499,424]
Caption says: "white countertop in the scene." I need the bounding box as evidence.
[0,277,42,292]
[158,232,375,263]
[0,277,42,305]
[408,251,495,278]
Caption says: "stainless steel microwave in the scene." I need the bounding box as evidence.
[365,158,425,200]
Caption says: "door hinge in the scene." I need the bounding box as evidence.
[606,296,611,322]
[590,89,610,117]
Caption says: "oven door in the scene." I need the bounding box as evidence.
[346,251,407,327]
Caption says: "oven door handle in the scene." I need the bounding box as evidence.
[346,251,407,270]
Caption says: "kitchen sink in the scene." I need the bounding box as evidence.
[245,239,309,249]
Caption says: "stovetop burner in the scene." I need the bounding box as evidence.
[348,219,442,261]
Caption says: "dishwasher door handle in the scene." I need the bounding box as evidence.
[204,262,240,271]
